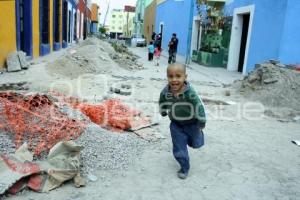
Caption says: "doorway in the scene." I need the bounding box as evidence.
[238,14,250,72]
[227,5,255,75]
[16,0,32,57]
[41,0,49,45]
[159,22,164,48]
[53,0,60,50]
[74,12,77,41]
[68,10,71,42]
[62,1,68,44]
[191,16,202,56]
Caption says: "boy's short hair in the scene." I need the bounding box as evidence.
[150,41,153,44]
[167,63,186,73]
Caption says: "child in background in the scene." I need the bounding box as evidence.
[154,46,162,66]
[148,41,155,61]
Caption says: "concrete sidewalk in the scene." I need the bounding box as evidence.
[130,47,243,85]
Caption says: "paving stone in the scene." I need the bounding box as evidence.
[18,51,30,69]
[6,52,21,72]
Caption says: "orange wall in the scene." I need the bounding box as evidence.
[91,4,99,22]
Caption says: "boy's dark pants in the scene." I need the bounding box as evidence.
[148,53,154,61]
[170,121,204,173]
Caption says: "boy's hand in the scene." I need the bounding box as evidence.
[161,111,168,117]
[198,122,206,130]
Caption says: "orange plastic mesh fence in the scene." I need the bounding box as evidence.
[49,91,151,132]
[78,99,150,131]
[0,92,86,156]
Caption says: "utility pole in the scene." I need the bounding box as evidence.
[103,0,110,27]
[185,0,195,65]
[127,11,129,36]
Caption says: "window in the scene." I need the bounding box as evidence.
[112,15,116,18]
[119,15,123,18]
[119,27,122,30]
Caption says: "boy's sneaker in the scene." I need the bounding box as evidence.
[177,169,188,179]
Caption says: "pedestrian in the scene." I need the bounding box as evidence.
[154,46,162,66]
[168,33,179,64]
[152,32,156,41]
[155,33,162,48]
[159,63,206,179]
[148,41,155,61]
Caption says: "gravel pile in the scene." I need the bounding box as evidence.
[75,124,148,175]
[0,132,15,155]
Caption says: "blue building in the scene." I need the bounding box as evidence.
[155,0,196,57]
[156,0,300,75]
[225,0,300,74]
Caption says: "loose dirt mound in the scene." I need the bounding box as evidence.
[46,38,118,79]
[236,62,300,111]
[110,42,144,70]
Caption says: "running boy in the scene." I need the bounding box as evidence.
[159,63,206,179]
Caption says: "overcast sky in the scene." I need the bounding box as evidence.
[92,0,137,25]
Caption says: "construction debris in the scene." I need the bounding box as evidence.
[76,124,147,174]
[0,82,29,91]
[110,42,143,70]
[0,92,86,156]
[291,140,300,146]
[236,61,300,111]
[6,52,22,72]
[17,51,30,70]
[110,83,132,96]
[0,141,84,195]
[46,38,119,79]
[6,51,30,72]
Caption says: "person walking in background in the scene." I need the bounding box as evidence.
[152,32,156,41]
[154,45,162,66]
[168,33,179,64]
[155,33,162,48]
[148,41,155,61]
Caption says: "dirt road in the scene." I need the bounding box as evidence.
[2,40,300,200]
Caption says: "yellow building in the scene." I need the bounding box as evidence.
[108,9,127,38]
[0,0,73,69]
[0,0,17,68]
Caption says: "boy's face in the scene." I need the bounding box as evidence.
[167,66,187,93]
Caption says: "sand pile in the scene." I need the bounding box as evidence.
[236,61,300,111]
[46,38,119,79]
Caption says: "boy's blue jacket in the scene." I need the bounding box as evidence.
[159,82,206,125]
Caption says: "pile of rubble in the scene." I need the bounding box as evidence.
[0,82,29,91]
[46,38,118,79]
[110,42,144,70]
[236,60,300,111]
[46,38,144,78]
